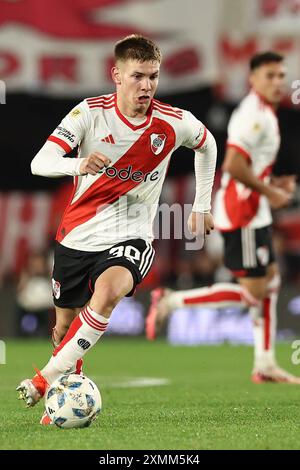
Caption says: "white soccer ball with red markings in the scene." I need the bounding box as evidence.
[45,374,101,429]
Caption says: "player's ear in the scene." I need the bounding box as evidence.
[111,66,121,85]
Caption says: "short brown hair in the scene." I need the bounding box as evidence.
[114,34,162,63]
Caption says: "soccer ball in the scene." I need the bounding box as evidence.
[45,374,101,429]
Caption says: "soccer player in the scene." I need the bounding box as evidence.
[146,52,300,384]
[17,35,217,419]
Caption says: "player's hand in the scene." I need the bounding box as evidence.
[79,152,111,176]
[265,185,292,209]
[271,175,297,195]
[188,212,214,237]
[204,213,215,235]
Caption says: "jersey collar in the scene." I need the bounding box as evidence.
[252,89,278,116]
[114,93,153,131]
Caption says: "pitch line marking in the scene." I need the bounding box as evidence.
[92,376,170,388]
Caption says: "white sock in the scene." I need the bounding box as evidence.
[251,275,280,371]
[166,282,258,310]
[41,306,109,384]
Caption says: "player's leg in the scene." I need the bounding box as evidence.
[18,265,133,407]
[45,238,153,382]
[17,242,93,407]
[243,264,278,372]
[225,224,298,381]
[146,227,260,340]
[236,225,286,381]
[40,306,83,425]
[247,262,300,383]
[146,283,259,340]
[52,307,81,346]
[157,283,258,311]
[238,274,270,372]
[39,265,133,385]
[52,306,84,373]
[17,239,154,407]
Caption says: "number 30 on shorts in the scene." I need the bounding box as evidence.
[108,245,140,265]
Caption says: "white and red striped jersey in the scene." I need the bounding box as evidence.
[45,94,210,251]
[214,90,280,231]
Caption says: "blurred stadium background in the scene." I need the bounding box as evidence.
[0,0,300,343]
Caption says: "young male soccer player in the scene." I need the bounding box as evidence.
[17,34,217,420]
[146,52,300,384]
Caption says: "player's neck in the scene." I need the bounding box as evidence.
[252,89,278,111]
[116,96,149,119]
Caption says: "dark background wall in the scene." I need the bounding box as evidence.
[1,88,299,192]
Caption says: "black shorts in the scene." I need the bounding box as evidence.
[221,225,275,278]
[52,239,155,308]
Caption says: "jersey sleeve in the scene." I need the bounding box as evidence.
[227,106,265,162]
[47,100,91,153]
[180,111,208,150]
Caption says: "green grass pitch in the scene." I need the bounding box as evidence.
[1,339,300,450]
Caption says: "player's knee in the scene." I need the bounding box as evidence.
[243,283,267,302]
[266,264,281,291]
[267,273,281,293]
[241,282,268,305]
[93,281,124,313]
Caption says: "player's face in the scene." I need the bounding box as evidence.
[249,62,286,105]
[113,59,160,116]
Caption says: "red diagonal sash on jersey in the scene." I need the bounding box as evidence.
[224,163,274,229]
[56,118,175,241]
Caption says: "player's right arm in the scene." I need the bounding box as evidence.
[222,148,291,209]
[223,106,291,210]
[31,101,110,178]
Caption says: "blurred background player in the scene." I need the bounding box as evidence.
[147,52,300,384]
[16,251,53,337]
[16,34,217,419]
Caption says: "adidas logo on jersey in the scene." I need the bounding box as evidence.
[101,134,115,144]
[103,164,159,183]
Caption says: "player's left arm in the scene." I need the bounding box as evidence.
[181,111,217,237]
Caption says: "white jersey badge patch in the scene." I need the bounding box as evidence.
[150,134,166,155]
